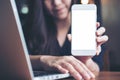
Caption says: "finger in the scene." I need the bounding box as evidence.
[75,60,95,79]
[52,64,69,73]
[96,35,109,45]
[68,57,95,79]
[96,45,101,55]
[67,34,72,42]
[61,62,82,80]
[96,35,108,55]
[68,60,92,80]
[96,27,106,36]
[45,62,68,73]
[96,22,100,28]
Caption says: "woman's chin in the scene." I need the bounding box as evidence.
[55,14,68,20]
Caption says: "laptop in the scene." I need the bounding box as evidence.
[0,0,71,79]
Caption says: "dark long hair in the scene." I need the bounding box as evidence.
[40,0,78,55]
[26,0,47,54]
[24,0,78,55]
[16,0,47,54]
[21,0,102,55]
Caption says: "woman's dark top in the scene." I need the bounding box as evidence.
[16,0,104,70]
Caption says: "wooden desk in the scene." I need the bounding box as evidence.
[63,71,120,80]
[96,71,120,80]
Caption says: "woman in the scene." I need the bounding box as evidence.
[16,0,108,80]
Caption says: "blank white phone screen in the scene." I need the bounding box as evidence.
[72,5,96,51]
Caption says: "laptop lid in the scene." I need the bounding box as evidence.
[0,0,71,80]
[0,0,34,79]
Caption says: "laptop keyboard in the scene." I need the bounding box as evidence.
[34,71,55,77]
[33,71,71,80]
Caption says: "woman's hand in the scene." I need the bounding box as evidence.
[67,22,108,62]
[96,22,108,55]
[40,55,95,80]
[67,22,108,76]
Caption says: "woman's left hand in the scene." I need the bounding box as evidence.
[67,22,108,63]
[95,22,108,55]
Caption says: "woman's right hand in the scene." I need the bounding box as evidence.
[40,56,95,80]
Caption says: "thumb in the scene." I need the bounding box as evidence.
[67,34,72,42]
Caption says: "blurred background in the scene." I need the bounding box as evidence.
[101,0,120,71]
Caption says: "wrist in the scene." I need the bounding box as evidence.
[30,55,43,70]
[76,56,92,64]
[39,55,51,70]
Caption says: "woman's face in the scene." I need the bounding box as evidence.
[44,0,72,20]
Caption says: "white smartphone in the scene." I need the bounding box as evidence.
[71,4,97,56]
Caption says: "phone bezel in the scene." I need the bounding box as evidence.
[71,4,97,56]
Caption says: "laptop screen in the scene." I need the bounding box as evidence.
[0,0,71,80]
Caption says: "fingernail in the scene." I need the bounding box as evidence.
[90,73,95,79]
[76,74,82,80]
[104,35,109,41]
[85,74,91,80]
